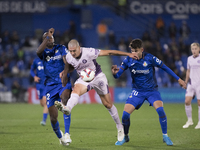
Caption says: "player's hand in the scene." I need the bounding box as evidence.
[129,52,138,59]
[34,76,40,83]
[178,78,187,89]
[60,71,64,78]
[48,28,54,35]
[111,65,119,75]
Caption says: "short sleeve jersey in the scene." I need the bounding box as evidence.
[66,47,102,76]
[30,57,45,85]
[120,52,163,91]
[38,44,70,85]
[187,55,200,85]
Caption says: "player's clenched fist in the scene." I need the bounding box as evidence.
[111,65,119,75]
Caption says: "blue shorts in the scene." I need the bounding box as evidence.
[45,83,72,108]
[126,89,162,110]
[36,84,46,100]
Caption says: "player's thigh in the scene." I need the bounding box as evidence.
[73,83,87,96]
[99,93,113,108]
[146,91,163,109]
[40,96,47,107]
[124,104,136,114]
[185,96,193,105]
[126,90,145,110]
[185,84,195,99]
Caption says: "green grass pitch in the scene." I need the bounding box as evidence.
[0,103,199,150]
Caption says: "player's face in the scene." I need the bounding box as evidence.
[69,46,81,58]
[46,36,54,48]
[131,47,144,59]
[191,45,200,58]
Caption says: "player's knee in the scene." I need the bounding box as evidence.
[156,107,166,117]
[122,111,130,125]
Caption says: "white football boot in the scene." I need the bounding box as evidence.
[64,133,72,143]
[195,121,200,129]
[183,119,193,128]
[59,130,69,146]
[117,128,124,141]
[55,101,71,115]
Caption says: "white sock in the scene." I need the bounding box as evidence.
[185,105,192,121]
[107,105,123,129]
[66,93,79,112]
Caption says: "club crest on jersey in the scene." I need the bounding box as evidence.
[143,61,148,67]
[82,59,87,64]
[55,49,59,53]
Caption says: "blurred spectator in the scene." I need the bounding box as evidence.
[155,16,165,38]
[1,30,10,49]
[69,20,76,40]
[3,62,11,77]
[11,80,23,102]
[97,20,108,48]
[108,30,116,49]
[168,22,177,39]
[179,21,191,40]
[10,31,20,45]
[23,36,32,47]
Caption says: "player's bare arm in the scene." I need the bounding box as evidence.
[185,69,190,84]
[62,61,74,87]
[99,50,138,59]
[36,28,55,57]
[111,65,119,75]
[178,78,187,89]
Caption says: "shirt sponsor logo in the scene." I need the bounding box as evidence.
[46,55,62,61]
[131,69,149,74]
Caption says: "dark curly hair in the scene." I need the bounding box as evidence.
[129,39,143,49]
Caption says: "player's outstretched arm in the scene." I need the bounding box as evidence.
[99,50,138,59]
[178,78,187,89]
[36,28,54,57]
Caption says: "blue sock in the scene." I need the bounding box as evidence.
[51,121,62,138]
[122,111,130,135]
[63,114,71,134]
[43,113,48,122]
[156,107,167,134]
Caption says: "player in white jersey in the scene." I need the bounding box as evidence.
[183,42,200,129]
[55,39,139,143]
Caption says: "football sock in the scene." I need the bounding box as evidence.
[156,107,167,134]
[63,114,71,134]
[66,93,79,111]
[185,104,192,120]
[107,105,123,129]
[51,121,62,138]
[43,113,48,122]
[122,111,130,135]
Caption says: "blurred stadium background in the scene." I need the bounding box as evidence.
[0,0,199,104]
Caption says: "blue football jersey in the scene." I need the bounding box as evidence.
[39,44,70,85]
[30,57,45,85]
[121,52,163,91]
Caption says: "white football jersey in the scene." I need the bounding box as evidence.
[187,54,200,86]
[66,47,102,76]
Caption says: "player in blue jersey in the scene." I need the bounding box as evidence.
[112,39,186,146]
[30,57,48,126]
[36,28,72,146]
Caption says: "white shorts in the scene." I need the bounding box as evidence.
[185,84,200,99]
[74,72,109,95]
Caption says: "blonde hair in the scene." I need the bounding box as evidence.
[191,42,200,47]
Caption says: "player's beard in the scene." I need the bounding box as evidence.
[47,42,54,49]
